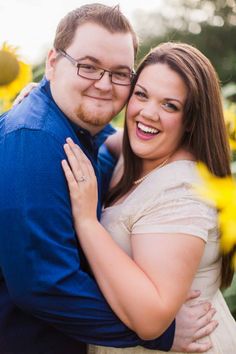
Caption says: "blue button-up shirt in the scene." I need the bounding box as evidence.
[0,78,175,353]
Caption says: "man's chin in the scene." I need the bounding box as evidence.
[79,111,114,127]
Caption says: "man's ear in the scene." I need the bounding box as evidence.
[45,48,58,80]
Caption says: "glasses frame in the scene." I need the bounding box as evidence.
[57,49,135,86]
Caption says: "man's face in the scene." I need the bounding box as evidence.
[46,22,135,135]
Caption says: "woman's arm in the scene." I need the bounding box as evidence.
[62,138,206,340]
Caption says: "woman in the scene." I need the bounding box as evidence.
[62,42,236,353]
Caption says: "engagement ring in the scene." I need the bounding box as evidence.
[77,176,86,183]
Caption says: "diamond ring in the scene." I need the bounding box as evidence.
[77,175,86,183]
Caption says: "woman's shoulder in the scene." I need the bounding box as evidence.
[128,160,200,211]
[149,160,200,189]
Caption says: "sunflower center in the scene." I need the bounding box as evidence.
[0,50,20,85]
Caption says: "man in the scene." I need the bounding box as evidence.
[0,4,216,354]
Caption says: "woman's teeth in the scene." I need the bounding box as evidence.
[137,122,159,134]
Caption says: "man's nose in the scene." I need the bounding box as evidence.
[93,71,112,91]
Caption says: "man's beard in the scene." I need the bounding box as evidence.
[75,105,114,127]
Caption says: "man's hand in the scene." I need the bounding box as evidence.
[171,290,218,352]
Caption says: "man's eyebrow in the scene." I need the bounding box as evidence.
[76,55,100,63]
[114,65,133,71]
[76,55,132,71]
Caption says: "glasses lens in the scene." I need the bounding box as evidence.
[111,72,132,85]
[78,65,102,79]
[77,64,132,86]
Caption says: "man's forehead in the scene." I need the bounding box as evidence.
[68,22,135,67]
[72,54,133,71]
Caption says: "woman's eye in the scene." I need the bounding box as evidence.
[134,90,147,99]
[163,102,178,111]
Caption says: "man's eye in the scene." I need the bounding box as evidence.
[79,64,97,73]
[113,71,130,79]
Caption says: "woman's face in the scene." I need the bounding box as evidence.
[126,62,188,170]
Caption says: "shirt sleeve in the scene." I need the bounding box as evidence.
[0,128,175,350]
[132,183,217,242]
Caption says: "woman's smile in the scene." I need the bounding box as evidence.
[136,121,160,141]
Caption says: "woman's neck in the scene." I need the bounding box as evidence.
[141,148,195,176]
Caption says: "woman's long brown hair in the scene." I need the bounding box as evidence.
[106,42,234,288]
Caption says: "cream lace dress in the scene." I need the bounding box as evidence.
[88,161,236,354]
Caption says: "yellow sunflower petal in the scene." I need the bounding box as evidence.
[220,217,236,253]
[224,105,236,151]
[218,201,236,253]
[229,138,236,150]
[224,108,236,127]
[0,42,32,112]
[232,253,236,270]
[195,163,236,208]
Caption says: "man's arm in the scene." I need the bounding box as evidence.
[0,128,174,350]
[104,129,123,159]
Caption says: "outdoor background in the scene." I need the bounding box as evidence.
[0,0,235,318]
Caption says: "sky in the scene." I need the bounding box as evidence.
[0,0,162,64]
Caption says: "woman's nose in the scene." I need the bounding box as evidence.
[140,107,159,121]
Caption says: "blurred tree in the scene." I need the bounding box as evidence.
[223,273,236,319]
[32,63,45,82]
[31,61,44,83]
[134,0,236,88]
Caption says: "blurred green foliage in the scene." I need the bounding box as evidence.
[112,110,125,128]
[33,0,236,94]
[134,0,236,90]
[223,274,236,319]
[32,64,45,83]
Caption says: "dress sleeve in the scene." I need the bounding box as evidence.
[132,182,217,242]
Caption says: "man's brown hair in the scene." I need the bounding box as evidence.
[53,3,138,57]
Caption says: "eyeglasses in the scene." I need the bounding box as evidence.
[57,49,135,86]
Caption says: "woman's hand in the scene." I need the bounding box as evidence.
[13,82,38,106]
[62,138,98,227]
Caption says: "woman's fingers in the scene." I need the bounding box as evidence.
[61,159,78,194]
[63,143,85,182]
[63,138,98,210]
[62,147,98,222]
[66,137,94,179]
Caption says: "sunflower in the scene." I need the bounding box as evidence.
[196,163,236,268]
[224,105,236,150]
[0,42,32,112]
